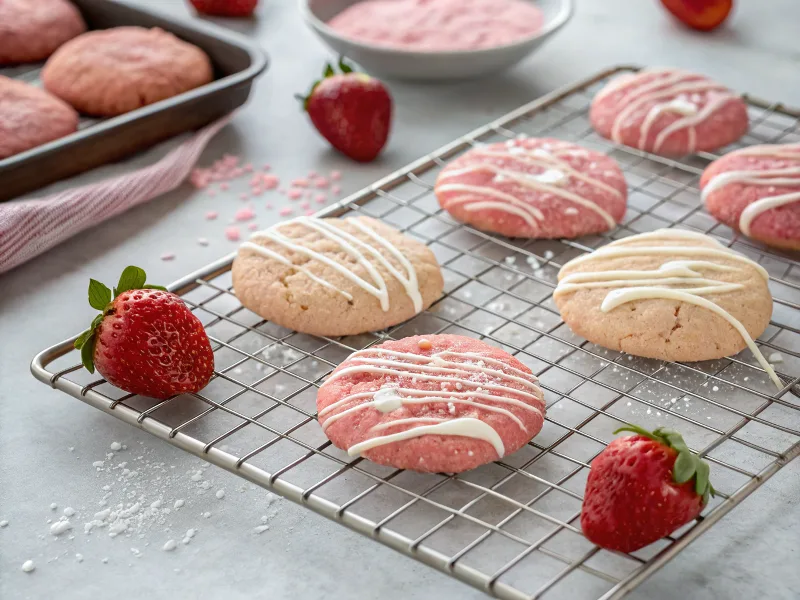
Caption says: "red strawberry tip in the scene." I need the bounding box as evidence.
[74,266,167,374]
[614,423,716,504]
[296,57,358,111]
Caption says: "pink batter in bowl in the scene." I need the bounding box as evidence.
[327,0,545,52]
[301,0,573,81]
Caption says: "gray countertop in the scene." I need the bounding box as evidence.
[2,1,799,598]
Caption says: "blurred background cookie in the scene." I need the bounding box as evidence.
[590,68,748,156]
[232,216,444,337]
[0,0,86,65]
[701,143,800,251]
[435,137,627,238]
[41,26,214,117]
[0,76,78,159]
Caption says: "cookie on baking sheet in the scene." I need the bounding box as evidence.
[41,27,213,117]
[0,0,86,65]
[554,229,780,386]
[0,76,79,160]
[434,137,627,239]
[701,143,800,251]
[232,216,444,337]
[590,68,748,157]
[317,334,546,473]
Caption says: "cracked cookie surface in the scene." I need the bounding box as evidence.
[553,229,772,362]
[232,216,444,337]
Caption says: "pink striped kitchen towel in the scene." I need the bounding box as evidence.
[0,115,232,275]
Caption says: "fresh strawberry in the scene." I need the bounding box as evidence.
[74,266,214,400]
[298,59,392,162]
[581,424,715,553]
[188,0,257,17]
[660,0,732,31]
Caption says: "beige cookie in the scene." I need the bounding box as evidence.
[554,229,779,386]
[232,216,444,337]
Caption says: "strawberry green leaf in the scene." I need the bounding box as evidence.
[88,279,112,310]
[142,284,168,291]
[323,63,335,78]
[673,451,697,484]
[613,424,661,442]
[338,56,353,74]
[81,334,96,373]
[694,458,711,500]
[116,266,147,297]
[74,328,94,350]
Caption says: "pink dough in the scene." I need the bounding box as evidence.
[317,334,546,473]
[328,0,544,52]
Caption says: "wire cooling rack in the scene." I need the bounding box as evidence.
[32,66,800,600]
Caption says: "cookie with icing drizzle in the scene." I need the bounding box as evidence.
[590,68,748,157]
[232,216,443,337]
[701,143,800,251]
[317,334,546,473]
[434,137,627,238]
[554,229,780,389]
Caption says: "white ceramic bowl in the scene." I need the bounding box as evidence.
[300,0,573,81]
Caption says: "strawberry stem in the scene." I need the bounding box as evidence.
[614,423,716,504]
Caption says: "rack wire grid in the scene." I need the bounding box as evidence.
[32,66,800,600]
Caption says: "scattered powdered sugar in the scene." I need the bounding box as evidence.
[0,520,8,527]
[215,489,225,500]
[63,507,76,518]
[162,539,177,552]
[110,442,122,451]
[253,525,270,534]
[22,560,35,573]
[50,503,58,511]
[174,499,185,509]
[50,519,72,536]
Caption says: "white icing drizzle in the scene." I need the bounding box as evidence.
[240,217,423,312]
[319,349,544,459]
[438,162,617,229]
[555,229,781,389]
[701,144,800,236]
[603,68,737,153]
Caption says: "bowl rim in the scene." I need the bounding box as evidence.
[299,0,574,58]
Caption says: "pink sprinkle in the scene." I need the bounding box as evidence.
[208,190,216,197]
[161,252,175,261]
[315,194,327,204]
[262,175,279,190]
[240,193,248,200]
[304,210,315,216]
[330,170,342,181]
[291,178,310,188]
[244,164,253,172]
[225,226,241,241]
[205,211,219,220]
[287,189,303,200]
[263,164,271,171]
[231,168,244,177]
[250,176,261,186]
[197,238,209,247]
[251,189,263,197]
[220,183,229,191]
[308,170,318,178]
[266,202,273,209]
[235,206,256,222]
[332,185,341,195]
[300,201,311,210]
[247,223,259,231]
[314,177,329,189]
[279,207,294,217]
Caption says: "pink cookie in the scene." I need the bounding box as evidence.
[42,27,213,117]
[700,143,800,251]
[317,334,545,473]
[0,76,79,160]
[590,68,748,157]
[0,0,86,65]
[434,138,627,239]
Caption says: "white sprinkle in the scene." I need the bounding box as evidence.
[110,442,122,451]
[94,508,111,520]
[197,238,210,247]
[160,253,175,262]
[626,402,631,406]
[0,520,8,527]
[190,471,202,482]
[646,408,652,415]
[199,481,211,490]
[504,256,516,265]
[186,528,196,539]
[92,461,105,468]
[564,207,579,215]
[75,554,84,563]
[174,499,185,509]
[50,520,72,536]
[101,558,108,564]
[544,250,554,260]
[163,539,177,552]
[468,451,474,457]
[712,386,719,392]
[253,525,270,534]
[108,521,128,537]
[68,447,75,452]
[447,402,456,415]
[131,548,141,558]
[63,507,75,517]
[203,512,211,519]
[215,489,225,500]
[744,376,749,381]
[21,560,35,573]
[150,500,163,510]
[122,445,127,450]
[769,352,783,363]
[50,503,58,510]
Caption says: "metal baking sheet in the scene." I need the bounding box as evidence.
[0,0,267,202]
[31,66,800,600]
